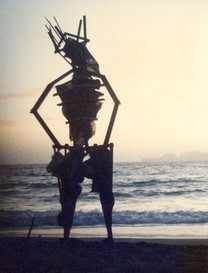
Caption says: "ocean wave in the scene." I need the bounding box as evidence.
[29,182,57,189]
[1,209,208,228]
[114,192,134,198]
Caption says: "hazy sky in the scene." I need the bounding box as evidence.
[1,0,208,164]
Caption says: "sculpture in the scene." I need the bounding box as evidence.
[31,16,120,243]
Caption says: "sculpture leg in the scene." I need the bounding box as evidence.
[98,188,115,241]
[60,184,82,239]
[62,196,78,239]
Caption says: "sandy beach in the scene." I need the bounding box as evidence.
[0,235,208,273]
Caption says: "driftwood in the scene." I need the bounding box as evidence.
[27,217,35,240]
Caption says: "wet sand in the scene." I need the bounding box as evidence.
[0,236,208,273]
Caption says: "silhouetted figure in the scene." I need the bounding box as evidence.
[32,16,119,243]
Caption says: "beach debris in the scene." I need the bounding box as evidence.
[27,217,35,240]
[31,16,120,242]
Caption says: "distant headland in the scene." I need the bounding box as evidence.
[141,151,208,162]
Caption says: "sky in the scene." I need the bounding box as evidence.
[1,0,208,164]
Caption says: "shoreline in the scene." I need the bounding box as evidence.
[1,223,208,240]
[1,223,208,272]
[1,236,208,246]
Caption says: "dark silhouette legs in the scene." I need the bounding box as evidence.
[99,190,114,241]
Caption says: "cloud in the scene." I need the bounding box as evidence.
[0,120,17,130]
[0,119,35,130]
[0,91,38,101]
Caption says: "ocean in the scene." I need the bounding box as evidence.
[0,162,208,238]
